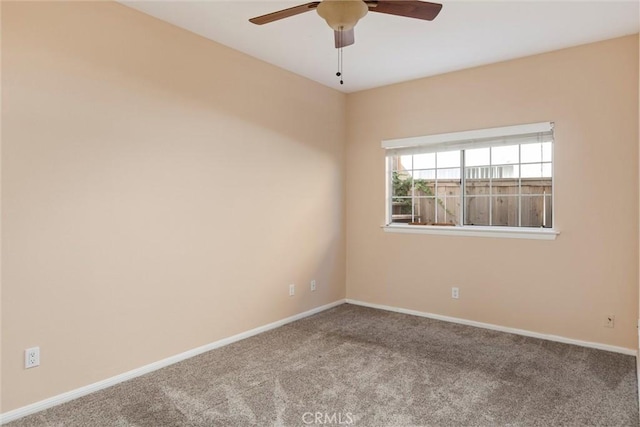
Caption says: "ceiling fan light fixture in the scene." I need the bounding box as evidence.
[316,0,368,31]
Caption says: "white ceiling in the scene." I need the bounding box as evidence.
[121,1,639,93]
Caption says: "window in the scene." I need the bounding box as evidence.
[384,122,555,238]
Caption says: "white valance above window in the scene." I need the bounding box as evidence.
[382,122,554,156]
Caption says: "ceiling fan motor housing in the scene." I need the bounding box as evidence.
[317,0,369,31]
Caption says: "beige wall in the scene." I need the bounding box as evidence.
[1,1,346,412]
[346,35,639,350]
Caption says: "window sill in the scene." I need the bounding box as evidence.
[382,224,559,240]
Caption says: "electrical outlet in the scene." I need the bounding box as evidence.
[451,287,459,299]
[311,280,316,291]
[289,284,295,296]
[605,315,615,328]
[25,347,40,369]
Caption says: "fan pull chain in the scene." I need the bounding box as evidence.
[336,27,344,85]
[340,46,344,85]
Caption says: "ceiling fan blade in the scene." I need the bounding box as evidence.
[249,2,320,25]
[366,1,442,21]
[335,28,355,48]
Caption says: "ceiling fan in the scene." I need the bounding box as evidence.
[249,0,443,48]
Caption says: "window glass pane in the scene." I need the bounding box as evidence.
[466,147,490,167]
[491,144,519,165]
[521,196,547,227]
[389,157,398,171]
[437,197,461,225]
[492,165,519,179]
[436,179,461,225]
[521,163,545,178]
[391,197,415,223]
[399,155,413,171]
[464,196,490,226]
[436,180,461,198]
[437,150,460,168]
[544,194,553,228]
[521,163,553,178]
[415,197,436,224]
[412,169,435,180]
[465,166,491,180]
[521,179,551,195]
[465,178,490,196]
[392,198,412,210]
[492,196,519,227]
[391,155,412,171]
[413,153,436,170]
[437,167,461,180]
[542,142,552,162]
[413,179,435,197]
[392,171,412,198]
[521,143,542,163]
[464,172,489,226]
[492,178,519,196]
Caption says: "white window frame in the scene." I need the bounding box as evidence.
[382,122,559,240]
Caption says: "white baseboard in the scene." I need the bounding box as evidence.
[346,299,637,356]
[0,299,346,425]
[3,298,635,424]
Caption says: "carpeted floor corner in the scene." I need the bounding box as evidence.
[7,304,639,426]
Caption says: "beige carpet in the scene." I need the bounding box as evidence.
[7,304,639,426]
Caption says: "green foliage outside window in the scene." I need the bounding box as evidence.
[391,171,455,220]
